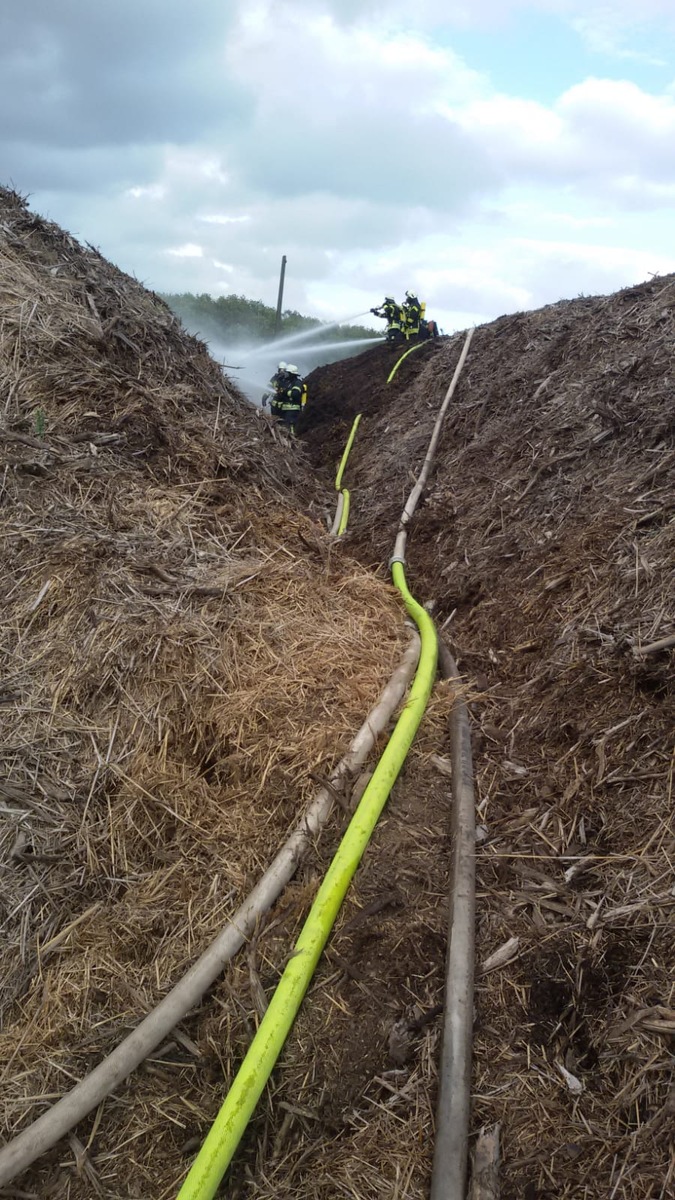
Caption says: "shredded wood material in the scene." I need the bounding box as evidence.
[0,187,406,1198]
[2,182,673,1200]
[292,290,674,1199]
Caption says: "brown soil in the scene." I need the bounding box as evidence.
[292,287,674,1198]
[1,187,672,1200]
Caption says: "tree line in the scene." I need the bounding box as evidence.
[162,292,376,345]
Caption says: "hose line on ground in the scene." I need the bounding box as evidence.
[337,488,351,536]
[175,574,437,1199]
[334,413,361,491]
[388,327,477,1198]
[329,491,344,537]
[386,338,429,384]
[0,638,420,1188]
[176,327,475,1200]
[400,327,474,529]
[331,413,361,536]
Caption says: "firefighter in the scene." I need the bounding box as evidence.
[402,291,423,340]
[262,362,289,417]
[420,314,439,339]
[270,361,288,388]
[370,296,403,343]
[278,364,305,433]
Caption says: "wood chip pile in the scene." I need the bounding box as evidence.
[301,283,674,1199]
[0,187,406,1198]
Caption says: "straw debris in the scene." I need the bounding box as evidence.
[293,281,674,1198]
[0,187,406,1197]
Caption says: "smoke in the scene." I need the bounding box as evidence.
[199,313,383,405]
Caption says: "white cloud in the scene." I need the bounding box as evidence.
[167,243,204,258]
[4,0,675,337]
[570,15,665,65]
[450,0,675,29]
[126,184,166,200]
[222,8,495,208]
[200,213,251,225]
[452,78,675,201]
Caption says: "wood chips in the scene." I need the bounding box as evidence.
[299,288,674,1199]
[0,187,407,1198]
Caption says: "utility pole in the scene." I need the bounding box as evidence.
[273,254,287,338]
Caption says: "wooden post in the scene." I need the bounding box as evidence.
[470,1124,501,1200]
[273,255,287,338]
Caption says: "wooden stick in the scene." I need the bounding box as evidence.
[635,633,675,656]
[470,1124,501,1200]
[430,640,476,1200]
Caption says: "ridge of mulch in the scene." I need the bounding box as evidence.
[0,186,408,1198]
[295,279,674,1199]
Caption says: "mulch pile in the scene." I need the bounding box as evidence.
[2,182,672,1200]
[0,188,411,1198]
[295,284,674,1198]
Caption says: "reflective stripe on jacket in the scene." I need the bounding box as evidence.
[279,382,303,411]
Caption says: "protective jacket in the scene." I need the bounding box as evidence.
[371,299,402,331]
[279,380,303,413]
[403,295,423,337]
[263,368,290,413]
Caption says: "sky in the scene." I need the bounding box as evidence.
[3,0,675,335]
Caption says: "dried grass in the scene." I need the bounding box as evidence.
[0,187,406,1197]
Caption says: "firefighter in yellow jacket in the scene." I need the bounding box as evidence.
[402,291,423,339]
[262,363,306,434]
[262,362,287,417]
[370,296,403,342]
[279,364,306,433]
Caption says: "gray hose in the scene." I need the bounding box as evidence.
[329,491,345,537]
[431,640,476,1200]
[389,329,477,1197]
[400,328,474,530]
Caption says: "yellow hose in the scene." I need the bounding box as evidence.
[387,339,428,384]
[335,413,361,490]
[176,561,437,1200]
[332,413,361,535]
[337,488,351,536]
